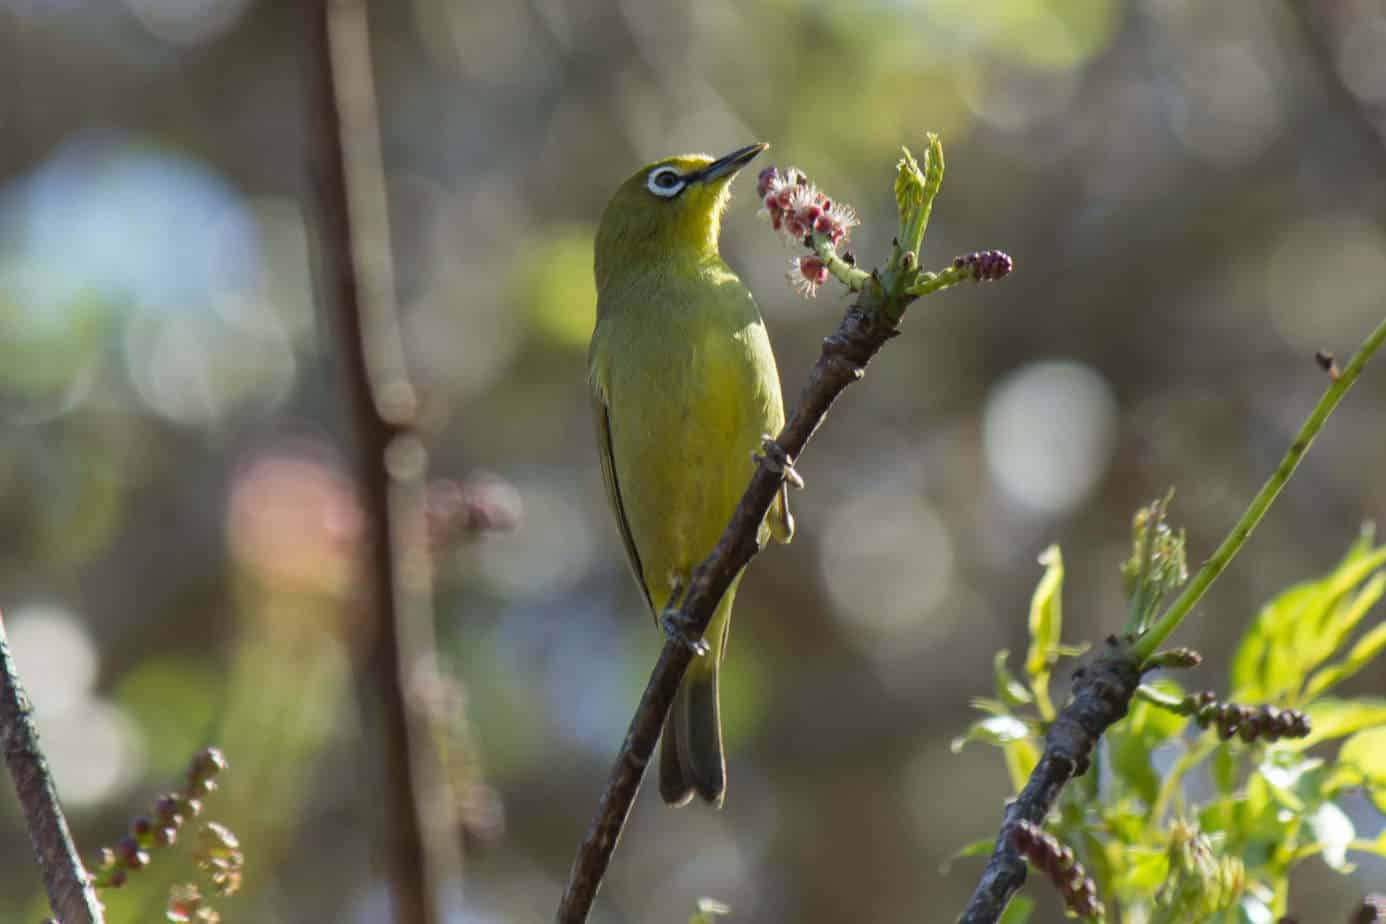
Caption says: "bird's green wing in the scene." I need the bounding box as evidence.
[591,391,654,615]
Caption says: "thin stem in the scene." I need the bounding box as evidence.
[1147,732,1218,834]
[1133,684,1187,712]
[0,610,104,924]
[812,233,872,292]
[1129,315,1386,664]
[905,263,975,297]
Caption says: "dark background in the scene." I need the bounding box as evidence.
[1,1,1384,921]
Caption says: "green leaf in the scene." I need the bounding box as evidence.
[1302,572,1385,678]
[969,697,1017,718]
[997,895,1034,924]
[993,650,1032,708]
[894,147,926,240]
[1291,549,1386,670]
[1109,686,1189,805]
[1257,756,1327,814]
[1079,829,1114,897]
[1102,805,1149,844]
[1231,583,1315,701]
[1339,726,1386,778]
[1003,737,1040,792]
[1230,543,1386,703]
[941,838,995,874]
[892,134,943,258]
[1307,801,1355,872]
[1280,697,1386,751]
[1339,727,1386,814]
[1026,546,1065,675]
[1211,741,1239,795]
[1115,846,1171,894]
[951,715,1032,752]
[1302,616,1386,701]
[1346,831,1386,860]
[1025,545,1064,718]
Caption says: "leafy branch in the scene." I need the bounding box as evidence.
[1129,315,1386,663]
[955,329,1386,922]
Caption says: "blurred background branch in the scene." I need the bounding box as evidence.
[0,610,104,924]
[1283,2,1386,180]
[302,0,453,921]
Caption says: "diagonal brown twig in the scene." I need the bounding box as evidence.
[556,289,918,922]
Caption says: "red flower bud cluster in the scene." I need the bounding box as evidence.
[92,746,240,912]
[757,165,860,298]
[953,250,1013,282]
[789,255,829,298]
[196,822,244,897]
[757,166,858,246]
[1186,693,1310,742]
[167,883,220,923]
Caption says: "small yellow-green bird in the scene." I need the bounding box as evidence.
[589,143,793,807]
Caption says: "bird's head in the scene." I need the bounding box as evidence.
[594,142,767,290]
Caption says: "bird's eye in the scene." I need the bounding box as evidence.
[646,167,685,199]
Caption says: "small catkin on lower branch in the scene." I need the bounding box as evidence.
[555,294,908,924]
[959,646,1142,924]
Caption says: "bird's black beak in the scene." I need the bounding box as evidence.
[690,142,768,184]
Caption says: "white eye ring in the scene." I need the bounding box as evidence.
[646,166,685,198]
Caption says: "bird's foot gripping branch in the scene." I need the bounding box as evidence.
[558,134,1011,924]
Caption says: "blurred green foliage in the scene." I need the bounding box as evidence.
[955,525,1386,922]
[512,224,597,350]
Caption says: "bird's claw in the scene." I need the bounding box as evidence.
[754,437,804,489]
[660,607,710,656]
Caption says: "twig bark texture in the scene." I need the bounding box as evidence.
[556,296,906,922]
[0,611,105,924]
[302,2,435,922]
[959,648,1142,924]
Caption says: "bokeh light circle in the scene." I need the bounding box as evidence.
[982,360,1118,515]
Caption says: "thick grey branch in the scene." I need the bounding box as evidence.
[958,647,1142,924]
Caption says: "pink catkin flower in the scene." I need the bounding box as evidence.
[788,254,829,298]
[758,165,858,249]
[784,183,824,239]
[756,166,778,198]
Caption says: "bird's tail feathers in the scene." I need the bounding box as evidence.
[659,651,725,807]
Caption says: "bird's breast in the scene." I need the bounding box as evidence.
[599,307,780,585]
